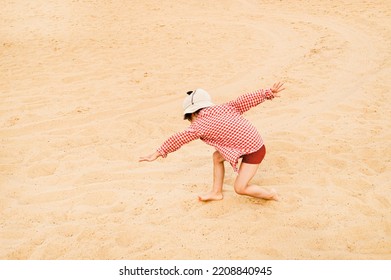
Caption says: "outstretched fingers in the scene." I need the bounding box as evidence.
[271,82,285,96]
[139,151,160,162]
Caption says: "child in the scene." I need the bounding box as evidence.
[139,82,285,201]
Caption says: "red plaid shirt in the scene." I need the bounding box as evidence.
[157,88,274,172]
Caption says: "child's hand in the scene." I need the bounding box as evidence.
[139,151,160,162]
[271,82,285,97]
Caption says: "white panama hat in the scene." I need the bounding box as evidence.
[182,88,214,115]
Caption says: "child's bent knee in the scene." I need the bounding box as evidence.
[234,185,246,195]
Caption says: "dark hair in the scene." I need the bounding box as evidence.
[184,108,203,121]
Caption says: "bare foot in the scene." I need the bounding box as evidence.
[198,191,223,202]
[268,188,279,201]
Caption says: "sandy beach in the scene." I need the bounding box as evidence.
[1,0,390,259]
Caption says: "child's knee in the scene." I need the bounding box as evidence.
[234,184,246,195]
[212,151,224,163]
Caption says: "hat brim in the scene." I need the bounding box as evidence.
[183,101,214,115]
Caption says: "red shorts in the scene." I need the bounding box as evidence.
[241,145,266,164]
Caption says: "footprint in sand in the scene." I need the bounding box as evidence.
[4,116,20,127]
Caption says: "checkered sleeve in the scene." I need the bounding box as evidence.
[157,127,199,158]
[228,88,274,114]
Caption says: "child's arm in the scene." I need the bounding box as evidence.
[139,128,199,162]
[228,82,285,114]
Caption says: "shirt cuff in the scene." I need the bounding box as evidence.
[156,148,167,158]
[265,88,274,100]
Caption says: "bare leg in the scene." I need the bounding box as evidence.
[234,162,278,200]
[198,151,224,201]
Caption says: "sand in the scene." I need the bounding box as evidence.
[1,0,390,260]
